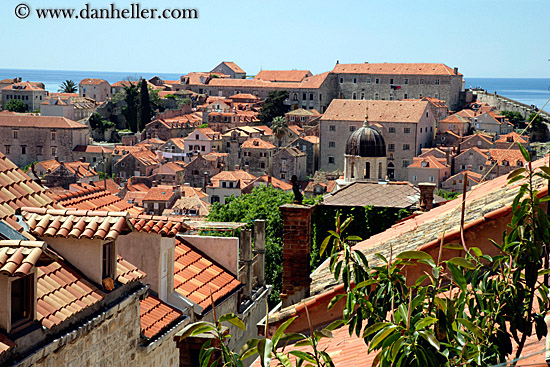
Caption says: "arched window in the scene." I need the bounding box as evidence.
[364,162,371,179]
[350,162,355,179]
[378,162,383,179]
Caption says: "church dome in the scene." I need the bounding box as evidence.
[345,122,386,157]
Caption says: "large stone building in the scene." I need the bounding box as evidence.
[1,82,48,111]
[210,61,246,79]
[0,113,89,166]
[79,78,111,102]
[272,146,307,182]
[332,62,463,110]
[319,100,436,180]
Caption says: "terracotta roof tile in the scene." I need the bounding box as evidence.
[241,138,276,150]
[174,239,241,313]
[254,70,312,83]
[140,294,183,339]
[52,185,142,214]
[0,241,45,276]
[333,62,461,76]
[37,260,106,329]
[321,100,429,123]
[0,115,87,129]
[117,255,146,284]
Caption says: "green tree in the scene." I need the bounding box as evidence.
[58,80,78,93]
[139,79,152,131]
[258,91,290,124]
[271,116,287,148]
[88,112,114,131]
[5,99,27,112]
[436,188,460,200]
[207,185,294,304]
[527,112,548,141]
[121,82,140,132]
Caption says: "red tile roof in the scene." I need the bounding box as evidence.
[219,62,245,74]
[72,145,114,154]
[51,185,142,214]
[241,138,276,149]
[210,170,256,189]
[0,152,61,231]
[2,81,44,91]
[496,131,529,144]
[333,62,462,76]
[0,114,87,129]
[254,70,312,83]
[174,238,242,313]
[129,214,188,237]
[117,255,146,285]
[0,240,45,277]
[488,149,526,165]
[37,260,106,329]
[79,78,109,85]
[21,208,132,241]
[409,155,449,169]
[142,187,176,202]
[322,100,429,123]
[140,294,183,339]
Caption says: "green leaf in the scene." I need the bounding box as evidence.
[355,279,378,288]
[328,294,346,310]
[325,319,345,331]
[219,313,246,330]
[447,263,466,291]
[470,247,483,257]
[320,236,332,256]
[396,250,433,260]
[294,339,313,347]
[518,142,530,162]
[443,243,463,250]
[179,322,216,339]
[457,318,483,339]
[539,166,550,177]
[239,339,259,359]
[418,330,440,350]
[272,316,297,346]
[276,352,292,367]
[390,336,405,362]
[507,168,526,180]
[415,317,438,331]
[346,235,363,241]
[447,257,476,269]
[370,325,397,350]
[507,175,524,185]
[363,322,390,337]
[314,329,333,339]
[289,351,316,363]
[257,339,273,367]
[279,332,307,341]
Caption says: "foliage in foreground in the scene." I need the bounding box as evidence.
[186,143,550,366]
[6,99,27,112]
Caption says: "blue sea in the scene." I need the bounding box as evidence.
[0,69,549,112]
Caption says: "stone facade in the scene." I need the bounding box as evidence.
[454,148,488,175]
[272,147,307,182]
[79,79,111,102]
[1,83,47,111]
[287,137,319,177]
[319,100,436,180]
[182,155,222,188]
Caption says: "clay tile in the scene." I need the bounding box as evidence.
[44,216,62,237]
[14,262,33,277]
[142,220,155,233]
[68,218,86,238]
[93,219,111,240]
[81,217,99,239]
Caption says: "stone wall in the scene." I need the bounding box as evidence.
[473,91,549,121]
[27,291,179,367]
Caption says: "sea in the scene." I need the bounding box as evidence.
[0,69,549,112]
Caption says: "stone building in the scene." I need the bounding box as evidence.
[287,136,319,177]
[332,62,463,110]
[210,61,246,79]
[114,149,161,181]
[1,82,47,111]
[41,96,98,121]
[143,112,203,141]
[79,78,111,102]
[182,154,223,188]
[441,170,482,193]
[0,114,88,167]
[458,133,494,152]
[142,186,180,215]
[72,145,113,174]
[408,156,451,188]
[285,108,322,127]
[182,127,222,163]
[471,111,513,135]
[454,147,489,175]
[206,170,256,204]
[240,138,276,176]
[272,146,307,182]
[319,100,436,180]
[254,70,312,83]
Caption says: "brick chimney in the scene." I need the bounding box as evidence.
[418,183,436,211]
[203,171,209,189]
[280,204,314,307]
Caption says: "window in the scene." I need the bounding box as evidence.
[388,143,395,151]
[412,175,417,182]
[328,156,335,164]
[329,125,336,131]
[435,79,440,85]
[374,93,380,100]
[420,79,424,85]
[429,176,435,182]
[21,146,26,155]
[404,79,409,85]
[281,173,286,180]
[4,145,10,154]
[353,78,357,84]
[102,242,114,279]
[390,78,394,84]
[195,134,199,139]
[404,128,411,134]
[404,93,408,99]
[12,130,18,139]
[222,181,226,188]
[350,126,356,132]
[201,146,205,151]
[300,116,306,122]
[402,160,410,168]
[352,92,357,100]
[367,77,371,84]
[360,92,365,100]
[51,147,56,155]
[403,144,410,150]
[389,93,394,101]
[260,162,265,168]
[329,141,336,148]
[375,78,380,84]
[302,93,306,100]
[11,274,33,328]
[51,131,56,140]
[339,78,343,83]
[309,93,313,101]
[420,128,423,133]
[480,165,484,170]
[226,142,230,148]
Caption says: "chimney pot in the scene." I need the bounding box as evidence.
[418,183,436,211]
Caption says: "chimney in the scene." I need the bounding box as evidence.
[239,229,253,298]
[418,183,436,211]
[253,220,266,286]
[445,149,450,165]
[203,171,209,189]
[280,204,314,307]
[454,67,459,75]
[245,164,249,173]
[234,164,240,171]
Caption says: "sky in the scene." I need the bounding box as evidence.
[1,0,549,77]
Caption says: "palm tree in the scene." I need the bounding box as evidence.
[271,116,288,148]
[58,80,78,93]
